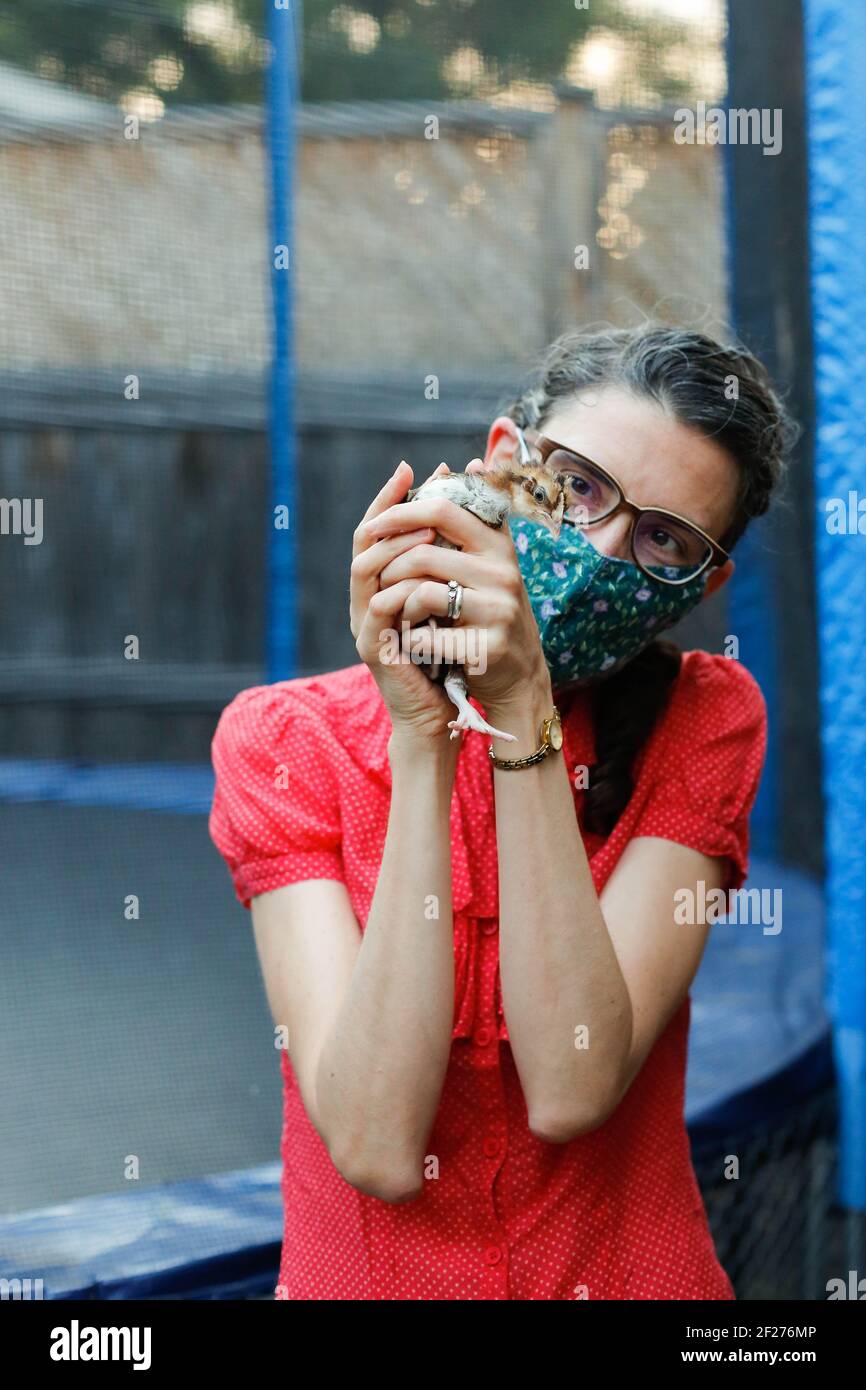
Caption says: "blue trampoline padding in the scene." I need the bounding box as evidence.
[0,1164,282,1300]
[0,759,214,814]
[686,856,832,1145]
[804,0,866,1211]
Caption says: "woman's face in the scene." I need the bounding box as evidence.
[486,385,739,594]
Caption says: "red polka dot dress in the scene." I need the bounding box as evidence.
[209,650,766,1300]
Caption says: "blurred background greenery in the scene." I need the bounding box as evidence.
[0,0,724,111]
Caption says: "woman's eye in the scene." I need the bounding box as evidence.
[648,527,685,557]
[567,474,597,504]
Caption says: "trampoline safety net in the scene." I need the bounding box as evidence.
[0,0,846,1300]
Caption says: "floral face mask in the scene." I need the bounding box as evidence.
[510,515,709,687]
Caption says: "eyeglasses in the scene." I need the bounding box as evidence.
[516,427,730,587]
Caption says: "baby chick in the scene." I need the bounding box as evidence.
[402,456,567,741]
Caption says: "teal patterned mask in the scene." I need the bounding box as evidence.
[510,516,709,686]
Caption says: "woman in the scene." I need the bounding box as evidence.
[209,324,795,1301]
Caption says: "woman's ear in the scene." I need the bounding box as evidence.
[484,415,524,468]
[703,558,735,598]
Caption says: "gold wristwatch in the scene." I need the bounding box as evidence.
[488,707,563,770]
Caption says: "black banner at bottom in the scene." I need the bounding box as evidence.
[2,1295,860,1374]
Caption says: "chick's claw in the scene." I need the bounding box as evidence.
[446,711,518,742]
[443,667,518,741]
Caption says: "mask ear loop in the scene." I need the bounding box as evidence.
[514,425,534,467]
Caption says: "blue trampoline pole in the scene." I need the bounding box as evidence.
[265,0,301,682]
[804,0,866,1214]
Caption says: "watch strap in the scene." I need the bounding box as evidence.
[488,706,561,771]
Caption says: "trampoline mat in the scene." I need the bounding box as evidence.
[0,801,830,1295]
[0,800,281,1217]
[687,855,830,1140]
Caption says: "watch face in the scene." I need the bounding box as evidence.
[549,719,563,751]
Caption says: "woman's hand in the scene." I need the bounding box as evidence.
[360,461,553,722]
[351,461,465,755]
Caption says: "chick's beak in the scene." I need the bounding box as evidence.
[542,490,565,541]
[538,510,562,541]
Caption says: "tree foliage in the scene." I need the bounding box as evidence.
[0,0,696,108]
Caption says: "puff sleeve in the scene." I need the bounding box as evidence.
[209,684,345,908]
[629,652,768,892]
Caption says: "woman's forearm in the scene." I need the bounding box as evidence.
[316,736,456,1195]
[486,674,633,1141]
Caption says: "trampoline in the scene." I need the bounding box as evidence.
[0,809,833,1297]
[1,0,864,1305]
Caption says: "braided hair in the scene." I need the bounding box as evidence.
[500,323,798,837]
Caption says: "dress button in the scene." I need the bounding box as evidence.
[474,1026,492,1047]
[483,1136,500,1158]
[481,920,497,936]
[484,1245,503,1266]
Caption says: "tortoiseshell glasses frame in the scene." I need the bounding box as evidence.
[515,426,731,587]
